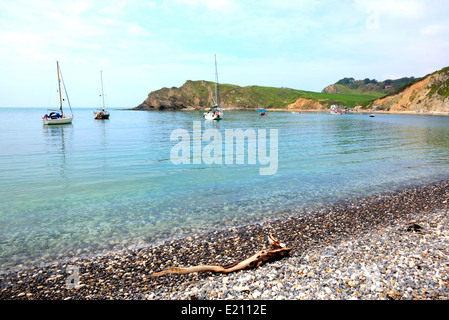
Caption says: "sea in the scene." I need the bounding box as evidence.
[1,107,449,272]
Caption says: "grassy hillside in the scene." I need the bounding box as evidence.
[203,81,377,108]
[325,84,385,99]
[135,80,385,110]
[324,77,417,96]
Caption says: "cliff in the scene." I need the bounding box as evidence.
[285,97,324,110]
[134,80,213,110]
[368,66,449,112]
[134,80,316,110]
[133,80,376,111]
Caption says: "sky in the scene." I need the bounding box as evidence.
[1,0,449,108]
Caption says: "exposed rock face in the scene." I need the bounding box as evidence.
[371,67,449,112]
[286,98,324,110]
[134,80,214,110]
[133,80,310,111]
[321,84,338,94]
[133,66,449,112]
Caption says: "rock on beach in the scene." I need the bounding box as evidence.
[1,180,449,300]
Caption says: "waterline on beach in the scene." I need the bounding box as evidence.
[1,109,449,272]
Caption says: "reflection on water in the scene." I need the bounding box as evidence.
[42,125,72,186]
[1,109,449,271]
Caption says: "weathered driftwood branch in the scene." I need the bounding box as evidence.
[151,233,291,277]
[406,219,426,225]
[405,219,427,232]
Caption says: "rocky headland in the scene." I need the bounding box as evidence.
[368,67,449,113]
[133,66,449,114]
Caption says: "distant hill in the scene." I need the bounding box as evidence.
[134,80,376,111]
[134,66,449,112]
[367,66,449,112]
[321,76,416,97]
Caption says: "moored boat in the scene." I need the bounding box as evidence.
[94,70,110,120]
[94,109,110,119]
[204,106,222,120]
[42,61,74,125]
[203,55,223,121]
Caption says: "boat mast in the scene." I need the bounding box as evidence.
[100,70,105,109]
[57,61,63,115]
[214,54,220,108]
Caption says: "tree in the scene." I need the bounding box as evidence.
[336,77,355,85]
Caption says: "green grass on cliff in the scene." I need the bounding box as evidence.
[249,86,381,108]
[142,67,449,110]
[184,80,376,108]
[325,84,385,99]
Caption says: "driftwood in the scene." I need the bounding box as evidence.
[407,223,424,232]
[406,219,426,225]
[151,233,291,277]
[406,219,426,232]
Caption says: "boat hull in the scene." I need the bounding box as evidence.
[203,110,223,120]
[42,115,73,125]
[204,113,221,120]
[94,113,110,120]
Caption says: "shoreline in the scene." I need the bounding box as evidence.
[1,180,449,300]
[261,109,449,116]
[127,107,449,116]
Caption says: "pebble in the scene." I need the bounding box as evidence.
[1,180,449,300]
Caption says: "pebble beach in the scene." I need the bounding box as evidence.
[1,180,449,300]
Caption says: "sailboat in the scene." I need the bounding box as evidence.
[204,54,223,121]
[94,70,110,120]
[42,61,74,125]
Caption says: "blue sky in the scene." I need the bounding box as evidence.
[1,0,449,108]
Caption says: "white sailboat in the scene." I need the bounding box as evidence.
[204,54,223,120]
[94,70,110,120]
[42,61,74,125]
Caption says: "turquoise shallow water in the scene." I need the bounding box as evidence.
[1,108,449,272]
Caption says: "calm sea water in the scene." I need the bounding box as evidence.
[1,108,449,272]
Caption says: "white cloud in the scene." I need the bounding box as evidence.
[355,0,426,20]
[174,0,235,12]
[420,24,449,36]
[1,0,449,108]
[0,0,154,65]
